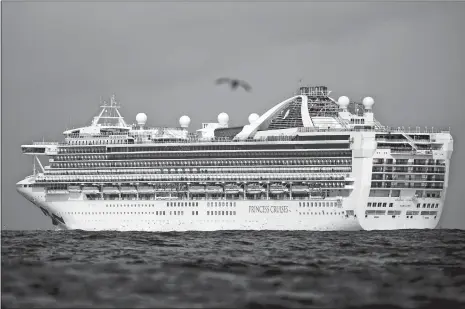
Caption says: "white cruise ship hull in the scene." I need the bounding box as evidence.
[18,198,361,232]
[16,186,443,231]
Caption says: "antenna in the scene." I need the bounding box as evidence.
[111,94,116,109]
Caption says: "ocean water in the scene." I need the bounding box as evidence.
[2,229,465,308]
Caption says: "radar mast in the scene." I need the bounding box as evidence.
[91,94,128,128]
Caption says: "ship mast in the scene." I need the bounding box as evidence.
[90,94,128,128]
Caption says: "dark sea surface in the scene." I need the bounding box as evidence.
[2,229,465,309]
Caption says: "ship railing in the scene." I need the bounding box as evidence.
[32,142,59,145]
[376,146,433,154]
[376,138,432,143]
[134,126,184,132]
[34,174,352,184]
[415,150,433,155]
[45,168,354,177]
[141,136,297,143]
[66,132,129,138]
[31,135,299,146]
[297,126,451,134]
[28,127,451,146]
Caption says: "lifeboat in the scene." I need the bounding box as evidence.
[138,186,155,194]
[189,186,205,194]
[246,184,264,194]
[82,186,100,194]
[47,189,69,195]
[206,186,223,194]
[120,186,137,194]
[155,196,178,200]
[269,184,288,194]
[68,185,81,193]
[225,184,243,194]
[292,185,309,193]
[102,186,120,194]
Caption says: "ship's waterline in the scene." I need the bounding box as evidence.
[17,85,453,231]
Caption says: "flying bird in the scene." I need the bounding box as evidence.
[215,78,252,92]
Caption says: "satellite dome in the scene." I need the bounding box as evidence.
[218,112,229,125]
[136,113,147,126]
[248,113,260,124]
[337,96,350,109]
[362,96,374,109]
[179,115,191,128]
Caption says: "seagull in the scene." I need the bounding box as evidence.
[215,77,252,92]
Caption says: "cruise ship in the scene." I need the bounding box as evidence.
[16,86,454,231]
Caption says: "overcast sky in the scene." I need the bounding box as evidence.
[2,1,464,230]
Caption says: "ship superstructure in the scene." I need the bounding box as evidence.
[16,86,454,231]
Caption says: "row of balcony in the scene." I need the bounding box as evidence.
[372,168,445,174]
[50,159,353,168]
[35,172,353,183]
[45,167,353,175]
